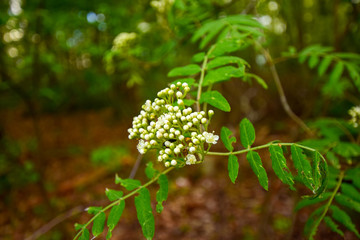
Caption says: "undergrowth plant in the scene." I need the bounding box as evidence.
[73,14,360,240]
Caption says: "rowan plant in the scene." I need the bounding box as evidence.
[72,15,336,240]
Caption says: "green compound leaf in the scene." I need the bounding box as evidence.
[192,52,205,63]
[105,189,123,202]
[207,56,249,70]
[324,216,344,237]
[92,212,106,237]
[330,205,360,238]
[308,55,319,69]
[318,56,333,76]
[304,206,325,240]
[345,168,360,189]
[115,174,141,190]
[244,73,268,89]
[329,61,344,83]
[199,20,226,49]
[210,38,242,57]
[295,192,332,211]
[74,223,85,231]
[107,200,125,231]
[269,145,295,190]
[239,118,255,149]
[333,142,360,158]
[87,206,102,215]
[312,152,322,191]
[200,90,231,112]
[246,151,268,191]
[335,194,360,213]
[79,228,90,240]
[228,154,239,184]
[220,126,236,152]
[183,99,196,106]
[326,151,340,169]
[135,188,155,240]
[203,65,244,86]
[168,64,202,77]
[291,145,314,192]
[156,174,168,213]
[145,162,158,179]
[341,183,360,202]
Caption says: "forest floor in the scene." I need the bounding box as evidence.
[0,107,357,240]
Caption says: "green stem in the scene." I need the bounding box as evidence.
[309,170,344,239]
[196,45,215,112]
[207,142,316,156]
[73,167,175,240]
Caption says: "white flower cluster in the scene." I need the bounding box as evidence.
[349,105,360,128]
[112,32,137,51]
[150,0,174,13]
[128,82,218,167]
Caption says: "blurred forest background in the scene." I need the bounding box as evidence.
[0,0,360,239]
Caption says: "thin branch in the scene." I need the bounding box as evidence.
[129,154,142,179]
[196,45,216,112]
[259,46,313,136]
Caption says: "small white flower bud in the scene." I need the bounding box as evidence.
[176,91,183,98]
[165,162,170,167]
[181,116,186,121]
[183,125,189,130]
[177,99,184,105]
[150,140,156,145]
[189,146,196,153]
[175,130,180,136]
[176,82,182,86]
[173,120,178,124]
[182,83,188,88]
[174,106,179,112]
[158,156,163,161]
[171,160,177,166]
[192,118,199,124]
[208,110,214,116]
[168,90,174,95]
[201,118,207,124]
[179,135,185,141]
[165,148,172,154]
[169,133,175,138]
[174,147,180,154]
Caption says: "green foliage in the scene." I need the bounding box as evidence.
[246,151,268,191]
[220,126,236,152]
[156,174,168,213]
[269,145,295,190]
[135,188,155,240]
[92,212,106,237]
[168,64,202,77]
[107,201,125,236]
[199,91,231,112]
[296,45,360,98]
[105,189,123,201]
[228,154,239,184]
[115,174,141,190]
[239,118,255,149]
